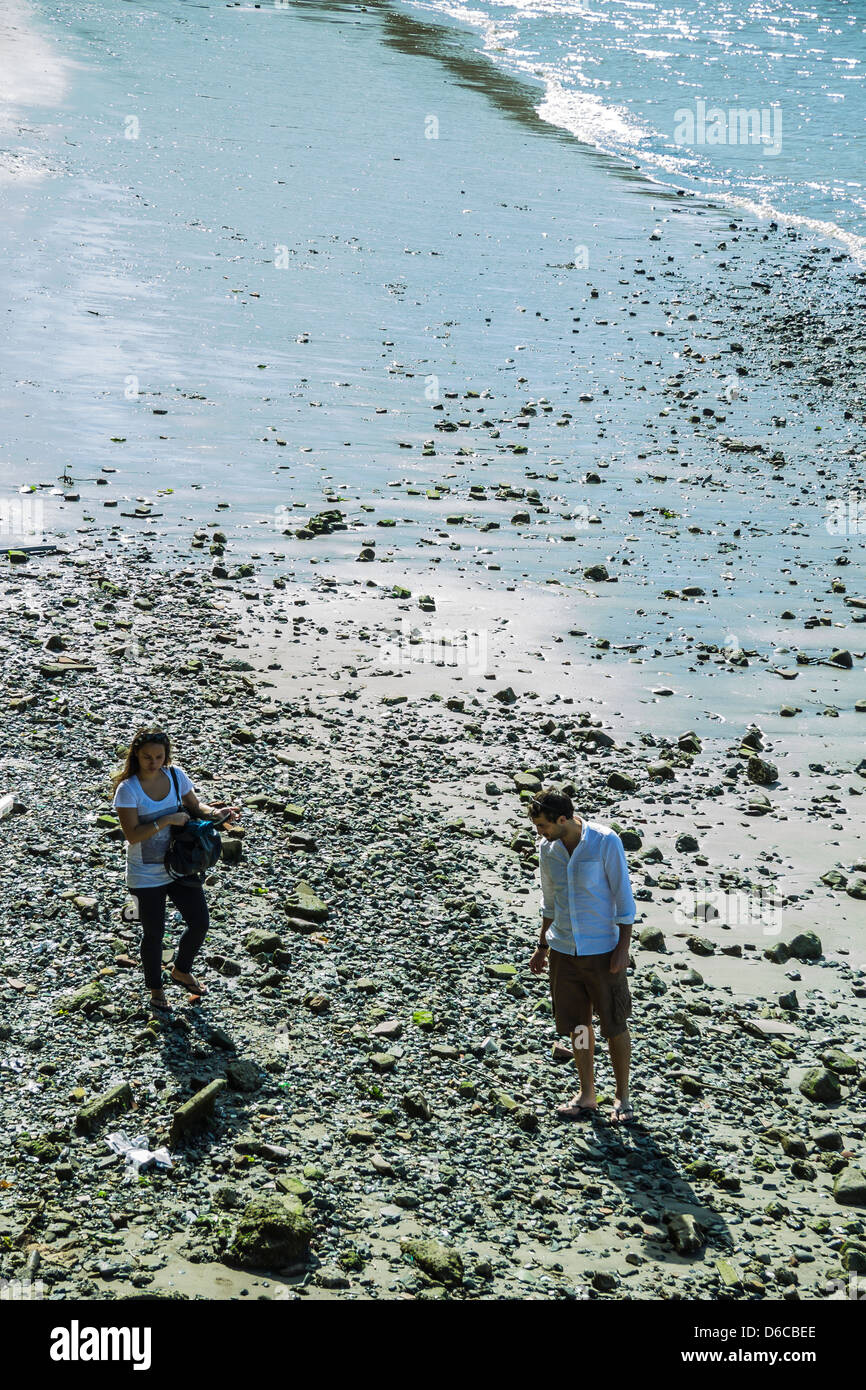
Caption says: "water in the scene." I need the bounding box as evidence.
[406,0,866,259]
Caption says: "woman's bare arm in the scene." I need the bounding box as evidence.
[116,805,188,845]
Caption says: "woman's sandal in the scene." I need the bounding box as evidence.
[149,990,172,1013]
[169,967,205,996]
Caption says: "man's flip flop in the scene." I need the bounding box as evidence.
[557,1102,599,1121]
[609,1103,636,1124]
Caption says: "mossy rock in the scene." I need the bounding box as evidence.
[227,1195,313,1269]
[400,1237,463,1287]
[58,980,108,1015]
[799,1067,842,1104]
[617,829,643,850]
[639,927,665,951]
[15,1135,61,1163]
[820,1048,859,1075]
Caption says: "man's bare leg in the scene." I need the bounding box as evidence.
[607,1028,633,1122]
[557,1018,598,1116]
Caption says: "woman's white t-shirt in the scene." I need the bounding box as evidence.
[112,765,195,889]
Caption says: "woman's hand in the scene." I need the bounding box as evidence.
[211,802,241,823]
[166,812,191,827]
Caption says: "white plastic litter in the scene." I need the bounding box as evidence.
[0,794,15,820]
[105,1131,173,1175]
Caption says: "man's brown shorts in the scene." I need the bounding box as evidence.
[548,947,632,1040]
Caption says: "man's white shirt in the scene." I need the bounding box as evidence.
[539,821,636,956]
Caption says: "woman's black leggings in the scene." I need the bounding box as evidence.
[130,880,209,989]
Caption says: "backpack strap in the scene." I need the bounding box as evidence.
[168,766,182,814]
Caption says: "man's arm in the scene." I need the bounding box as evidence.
[603,833,636,971]
[529,848,554,973]
[539,847,556,944]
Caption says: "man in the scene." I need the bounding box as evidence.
[528,788,637,1123]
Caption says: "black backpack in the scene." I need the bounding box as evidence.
[163,767,223,884]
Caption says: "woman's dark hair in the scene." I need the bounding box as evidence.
[110,727,174,793]
[528,787,574,823]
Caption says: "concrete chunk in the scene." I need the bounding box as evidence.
[75,1082,134,1136]
[169,1078,227,1146]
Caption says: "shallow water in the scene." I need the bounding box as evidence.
[1,0,863,766]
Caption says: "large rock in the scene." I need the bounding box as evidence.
[687,936,715,957]
[665,1211,704,1254]
[787,932,822,962]
[228,1195,313,1269]
[486,963,517,980]
[647,761,676,781]
[513,771,542,794]
[764,942,789,964]
[402,1092,433,1121]
[400,1237,463,1287]
[834,1169,866,1208]
[820,869,848,890]
[58,981,108,1015]
[639,927,665,951]
[370,1053,397,1073]
[813,1128,843,1152]
[226,1059,262,1092]
[841,1240,866,1273]
[221,837,243,865]
[747,755,778,785]
[285,916,318,935]
[607,770,636,792]
[276,1175,313,1202]
[617,828,643,850]
[828,649,853,668]
[798,1068,841,1104]
[244,929,283,956]
[283,880,328,924]
[820,1048,859,1075]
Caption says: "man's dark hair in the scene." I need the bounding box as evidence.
[528,787,574,822]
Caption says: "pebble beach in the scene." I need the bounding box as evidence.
[0,0,864,1308]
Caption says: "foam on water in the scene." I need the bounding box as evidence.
[407,0,866,261]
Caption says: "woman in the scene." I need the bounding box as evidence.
[111,727,241,1012]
